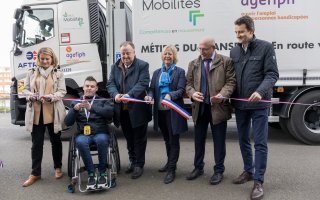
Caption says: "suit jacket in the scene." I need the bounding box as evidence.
[186,53,236,125]
[230,36,279,110]
[107,57,152,128]
[148,66,188,135]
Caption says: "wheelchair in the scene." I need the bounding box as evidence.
[67,125,120,193]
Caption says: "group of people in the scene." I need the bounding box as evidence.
[22,15,278,200]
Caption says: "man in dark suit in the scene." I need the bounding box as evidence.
[186,36,236,185]
[107,41,152,179]
[230,16,278,200]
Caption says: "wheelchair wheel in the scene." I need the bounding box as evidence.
[111,133,121,173]
[68,136,76,178]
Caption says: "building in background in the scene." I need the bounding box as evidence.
[0,67,11,98]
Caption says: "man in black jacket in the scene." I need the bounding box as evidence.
[107,41,151,179]
[64,76,114,190]
[230,16,279,200]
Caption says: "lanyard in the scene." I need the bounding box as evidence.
[84,95,95,122]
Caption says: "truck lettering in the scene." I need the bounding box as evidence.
[18,62,36,69]
[215,42,238,51]
[66,52,86,59]
[141,44,167,53]
[241,0,295,9]
[61,68,72,72]
[272,41,284,49]
[143,0,200,11]
[287,42,314,49]
[183,44,197,52]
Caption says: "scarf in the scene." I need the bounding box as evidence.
[159,63,175,99]
[38,66,54,97]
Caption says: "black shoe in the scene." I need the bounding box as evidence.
[158,164,168,173]
[131,167,143,179]
[210,173,223,185]
[186,168,204,180]
[164,171,175,184]
[125,162,134,174]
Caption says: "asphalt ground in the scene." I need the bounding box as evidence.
[1,113,320,200]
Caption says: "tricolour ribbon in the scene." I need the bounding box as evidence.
[119,96,150,103]
[211,96,320,107]
[160,99,192,120]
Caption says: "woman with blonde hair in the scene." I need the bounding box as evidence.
[145,45,188,184]
[22,47,66,187]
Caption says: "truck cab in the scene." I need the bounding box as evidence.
[10,0,132,137]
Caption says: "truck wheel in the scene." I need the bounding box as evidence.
[285,117,310,144]
[287,91,320,145]
[279,117,289,134]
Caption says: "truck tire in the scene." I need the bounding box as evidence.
[287,91,320,145]
[284,117,310,144]
[279,117,290,134]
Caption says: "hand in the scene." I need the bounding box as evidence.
[40,95,52,103]
[28,93,38,102]
[164,94,171,101]
[82,100,91,111]
[248,92,262,102]
[115,94,123,103]
[121,94,130,104]
[74,103,82,111]
[192,92,204,102]
[144,96,154,104]
[211,93,223,104]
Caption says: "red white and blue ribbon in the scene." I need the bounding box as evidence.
[160,99,192,120]
[212,96,320,107]
[119,96,150,103]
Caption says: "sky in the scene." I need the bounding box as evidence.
[0,0,132,68]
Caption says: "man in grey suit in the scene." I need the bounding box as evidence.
[107,41,152,179]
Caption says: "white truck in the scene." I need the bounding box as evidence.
[10,0,132,138]
[10,0,320,144]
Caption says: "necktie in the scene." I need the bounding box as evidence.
[204,59,211,97]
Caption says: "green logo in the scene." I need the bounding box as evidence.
[189,10,204,26]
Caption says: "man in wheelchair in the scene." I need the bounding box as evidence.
[64,76,114,190]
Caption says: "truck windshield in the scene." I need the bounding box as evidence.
[19,9,54,47]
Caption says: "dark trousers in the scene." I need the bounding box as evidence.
[235,108,269,184]
[120,110,148,168]
[194,103,227,174]
[158,110,180,172]
[31,115,62,176]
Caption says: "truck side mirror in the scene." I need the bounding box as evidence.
[12,23,19,43]
[12,23,22,56]
[14,8,22,20]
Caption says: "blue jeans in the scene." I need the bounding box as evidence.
[235,108,269,183]
[76,133,109,174]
